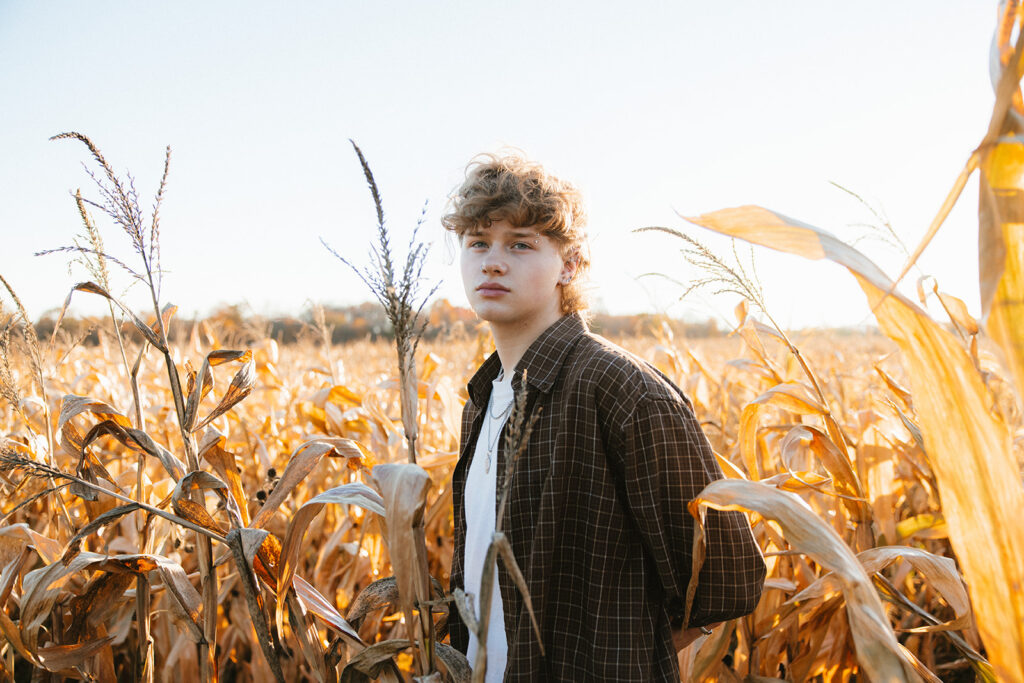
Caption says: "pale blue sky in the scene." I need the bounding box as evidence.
[0,2,995,329]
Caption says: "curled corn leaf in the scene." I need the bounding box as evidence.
[183,349,254,432]
[53,282,166,351]
[689,478,918,681]
[276,482,385,637]
[251,437,365,530]
[685,203,1024,681]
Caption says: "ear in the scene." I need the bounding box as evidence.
[560,249,579,284]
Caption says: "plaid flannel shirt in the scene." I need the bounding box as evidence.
[448,313,765,681]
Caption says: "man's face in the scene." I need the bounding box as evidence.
[460,219,573,330]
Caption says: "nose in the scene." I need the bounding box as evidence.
[481,248,507,275]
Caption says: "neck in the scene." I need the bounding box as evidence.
[491,308,565,379]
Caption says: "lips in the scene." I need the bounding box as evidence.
[477,282,510,294]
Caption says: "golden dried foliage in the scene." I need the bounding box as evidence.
[0,315,1009,681]
[3,4,1023,681]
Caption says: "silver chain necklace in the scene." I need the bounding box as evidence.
[484,392,514,473]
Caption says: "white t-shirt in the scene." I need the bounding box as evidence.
[463,371,514,682]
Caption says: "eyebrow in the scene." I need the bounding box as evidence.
[464,228,540,238]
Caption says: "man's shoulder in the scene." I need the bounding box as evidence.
[562,332,684,407]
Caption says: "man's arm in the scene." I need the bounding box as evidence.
[619,395,766,628]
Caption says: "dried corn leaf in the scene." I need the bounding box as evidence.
[118,553,204,644]
[58,394,132,452]
[687,620,735,682]
[0,523,61,565]
[791,545,971,633]
[172,471,227,503]
[66,570,134,640]
[760,470,832,492]
[252,437,365,530]
[685,203,1024,680]
[875,366,913,409]
[341,639,410,682]
[277,482,385,635]
[233,527,270,569]
[936,291,979,336]
[346,576,399,625]
[370,464,432,632]
[293,574,364,646]
[764,578,798,592]
[739,382,826,479]
[37,635,115,672]
[254,531,283,586]
[980,136,1024,397]
[285,589,330,683]
[26,551,204,646]
[77,421,145,489]
[183,349,254,432]
[726,358,779,382]
[53,282,165,351]
[171,498,224,538]
[198,428,249,526]
[736,317,783,383]
[0,607,36,666]
[61,502,141,564]
[100,425,186,482]
[0,547,36,663]
[451,588,478,635]
[0,543,30,606]
[690,478,917,681]
[713,449,747,480]
[151,303,177,339]
[196,359,254,431]
[780,426,869,523]
[886,400,926,452]
[435,641,471,683]
[20,551,103,652]
[861,547,971,634]
[171,470,231,536]
[684,207,900,297]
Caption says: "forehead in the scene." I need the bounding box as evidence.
[465,220,548,240]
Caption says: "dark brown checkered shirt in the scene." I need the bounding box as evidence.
[448,313,765,681]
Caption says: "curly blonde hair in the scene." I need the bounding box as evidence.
[442,152,591,314]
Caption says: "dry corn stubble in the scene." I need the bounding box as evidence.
[1,308,1005,681]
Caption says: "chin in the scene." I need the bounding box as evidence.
[472,307,508,324]
[471,302,518,325]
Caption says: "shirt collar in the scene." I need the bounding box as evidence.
[466,312,588,408]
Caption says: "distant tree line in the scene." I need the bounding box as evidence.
[31,299,728,347]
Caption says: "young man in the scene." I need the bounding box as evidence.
[442,154,765,681]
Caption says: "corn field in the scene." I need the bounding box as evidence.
[4,3,1024,681]
[0,314,1016,682]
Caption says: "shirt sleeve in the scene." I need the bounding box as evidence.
[619,395,766,627]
